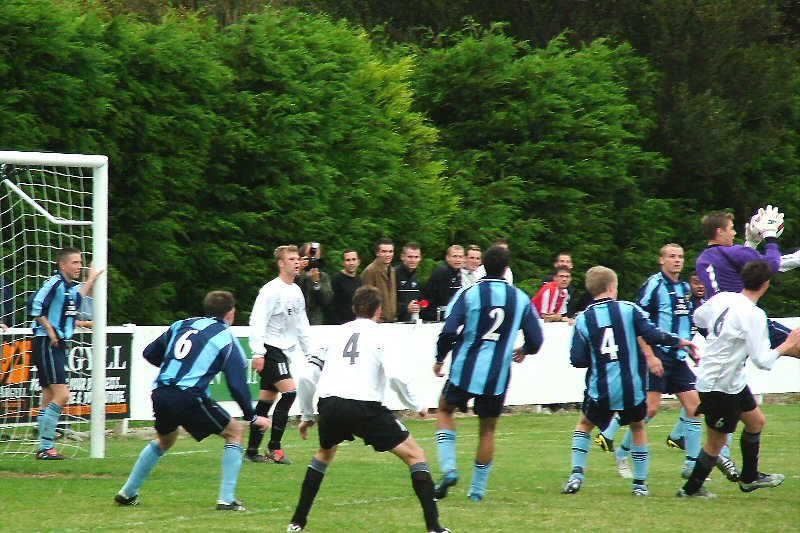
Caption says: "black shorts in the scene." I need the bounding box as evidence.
[582,393,647,430]
[648,350,696,394]
[32,336,68,387]
[152,385,231,441]
[697,386,758,434]
[259,345,293,392]
[317,396,409,452]
[440,381,505,419]
[768,319,790,349]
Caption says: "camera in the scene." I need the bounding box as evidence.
[306,242,325,270]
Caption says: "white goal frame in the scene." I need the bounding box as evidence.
[0,150,108,458]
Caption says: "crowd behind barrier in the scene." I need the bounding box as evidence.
[127,318,800,421]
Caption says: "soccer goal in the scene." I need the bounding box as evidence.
[0,150,108,459]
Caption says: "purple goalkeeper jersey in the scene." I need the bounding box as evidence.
[696,243,781,297]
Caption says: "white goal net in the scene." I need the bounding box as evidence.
[0,151,108,458]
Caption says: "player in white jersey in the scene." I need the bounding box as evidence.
[678,260,800,498]
[245,245,313,464]
[287,286,449,533]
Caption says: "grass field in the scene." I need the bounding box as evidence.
[1,404,798,533]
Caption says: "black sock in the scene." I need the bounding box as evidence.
[291,459,327,528]
[682,449,716,494]
[246,400,273,455]
[410,463,441,533]
[740,431,761,483]
[269,409,289,451]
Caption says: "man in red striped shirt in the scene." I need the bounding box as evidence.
[532,266,572,323]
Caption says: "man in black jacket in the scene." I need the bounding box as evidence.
[420,245,463,322]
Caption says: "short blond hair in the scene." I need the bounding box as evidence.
[659,243,683,256]
[585,266,617,296]
[274,245,299,262]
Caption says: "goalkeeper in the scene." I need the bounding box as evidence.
[695,207,799,357]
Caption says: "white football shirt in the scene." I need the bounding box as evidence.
[249,277,312,357]
[298,318,424,421]
[693,291,779,394]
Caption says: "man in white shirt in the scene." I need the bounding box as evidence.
[678,260,800,498]
[287,286,449,533]
[245,245,313,465]
[461,245,482,288]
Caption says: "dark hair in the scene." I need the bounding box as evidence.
[554,266,571,275]
[554,251,571,262]
[700,211,733,240]
[353,285,382,318]
[403,242,421,252]
[342,248,358,257]
[57,247,82,264]
[483,245,510,276]
[374,237,394,254]
[741,260,773,291]
[204,291,235,319]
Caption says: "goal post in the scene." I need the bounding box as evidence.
[0,150,108,458]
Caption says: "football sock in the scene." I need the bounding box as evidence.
[720,432,733,459]
[291,458,328,528]
[630,444,649,484]
[615,417,650,460]
[268,391,295,451]
[219,443,243,504]
[570,431,590,479]
[682,449,715,494]
[683,416,702,469]
[739,430,761,484]
[669,408,687,440]
[122,440,166,497]
[435,429,457,475]
[469,460,493,498]
[38,402,63,450]
[410,462,442,532]
[246,400,273,455]
[601,415,621,441]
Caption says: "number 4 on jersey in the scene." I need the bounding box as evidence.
[601,327,619,362]
[343,332,360,364]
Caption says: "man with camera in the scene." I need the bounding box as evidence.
[297,242,333,326]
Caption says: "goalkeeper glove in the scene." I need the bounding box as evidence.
[760,204,784,239]
[744,210,764,249]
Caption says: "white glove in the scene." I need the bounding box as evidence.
[744,209,764,249]
[759,204,784,239]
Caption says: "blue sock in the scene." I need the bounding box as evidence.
[38,402,62,450]
[601,415,621,440]
[122,440,166,497]
[436,429,457,475]
[683,417,702,469]
[720,433,733,459]
[219,443,243,503]
[615,417,650,460]
[570,430,590,480]
[630,444,649,483]
[670,408,687,440]
[469,460,493,499]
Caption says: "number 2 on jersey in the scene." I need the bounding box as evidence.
[343,332,360,364]
[600,327,619,362]
[482,308,505,341]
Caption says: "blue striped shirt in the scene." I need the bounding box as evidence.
[636,272,694,360]
[144,316,255,420]
[28,271,82,340]
[571,298,682,411]
[436,277,544,396]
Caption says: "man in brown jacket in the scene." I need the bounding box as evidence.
[360,237,397,322]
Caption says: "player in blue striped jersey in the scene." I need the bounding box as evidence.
[433,245,544,502]
[114,291,270,511]
[27,247,102,460]
[595,245,718,481]
[562,266,697,497]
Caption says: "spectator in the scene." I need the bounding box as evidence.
[532,266,573,323]
[461,245,482,289]
[419,245,463,322]
[328,248,361,325]
[476,239,513,284]
[296,242,333,326]
[360,237,397,322]
[395,243,422,322]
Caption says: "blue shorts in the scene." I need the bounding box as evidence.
[32,336,68,387]
[151,386,231,441]
[648,349,696,394]
[440,381,505,419]
[768,320,790,349]
[582,393,647,430]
